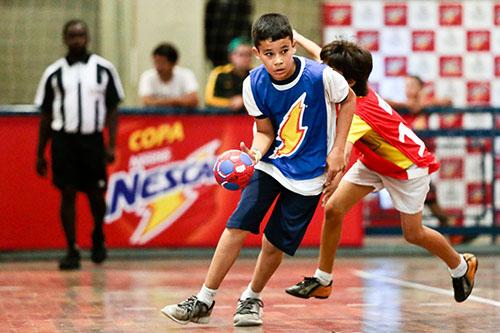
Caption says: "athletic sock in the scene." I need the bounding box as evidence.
[449,255,468,278]
[314,268,333,286]
[240,283,261,300]
[196,284,217,306]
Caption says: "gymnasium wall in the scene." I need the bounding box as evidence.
[0,0,323,107]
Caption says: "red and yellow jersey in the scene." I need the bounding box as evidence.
[349,87,439,179]
[347,114,413,169]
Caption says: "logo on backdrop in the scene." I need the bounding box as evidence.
[467,81,490,105]
[323,4,352,26]
[385,57,407,77]
[439,157,464,179]
[495,5,500,25]
[467,31,490,52]
[412,31,435,52]
[357,31,379,51]
[439,56,463,77]
[384,3,407,26]
[439,4,462,26]
[105,122,220,244]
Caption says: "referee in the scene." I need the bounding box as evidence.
[34,19,124,270]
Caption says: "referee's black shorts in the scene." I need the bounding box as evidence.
[51,131,107,192]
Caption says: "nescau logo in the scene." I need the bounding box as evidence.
[105,140,220,244]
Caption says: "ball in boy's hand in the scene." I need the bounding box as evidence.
[213,149,254,191]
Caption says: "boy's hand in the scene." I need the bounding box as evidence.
[322,172,342,206]
[325,149,345,185]
[240,141,261,164]
[322,182,336,207]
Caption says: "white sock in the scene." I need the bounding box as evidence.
[314,268,332,286]
[240,283,261,300]
[196,284,217,306]
[449,255,467,278]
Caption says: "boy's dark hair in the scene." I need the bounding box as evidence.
[320,40,372,96]
[63,19,88,37]
[251,13,293,48]
[153,43,179,63]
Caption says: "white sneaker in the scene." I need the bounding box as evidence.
[233,298,264,327]
[161,296,214,325]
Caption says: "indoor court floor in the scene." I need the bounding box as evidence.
[1,254,499,333]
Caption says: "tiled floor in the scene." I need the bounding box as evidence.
[1,255,499,332]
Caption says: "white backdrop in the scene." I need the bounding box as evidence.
[322,0,500,107]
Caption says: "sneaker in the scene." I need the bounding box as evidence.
[161,296,214,325]
[285,277,332,299]
[233,298,264,327]
[59,249,81,270]
[452,253,478,302]
[91,231,107,264]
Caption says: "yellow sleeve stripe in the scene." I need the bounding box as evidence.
[347,114,372,144]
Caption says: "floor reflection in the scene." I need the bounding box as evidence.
[0,256,498,332]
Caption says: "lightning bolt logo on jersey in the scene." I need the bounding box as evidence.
[270,92,308,158]
[244,56,348,195]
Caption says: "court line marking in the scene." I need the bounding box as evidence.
[355,269,500,307]
[273,304,306,308]
[124,307,158,311]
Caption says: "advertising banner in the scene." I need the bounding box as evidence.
[0,113,363,250]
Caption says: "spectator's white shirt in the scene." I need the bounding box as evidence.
[138,67,198,98]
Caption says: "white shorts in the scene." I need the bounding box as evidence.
[343,161,431,214]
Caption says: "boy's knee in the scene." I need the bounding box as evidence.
[324,202,346,221]
[403,229,424,245]
[261,236,282,255]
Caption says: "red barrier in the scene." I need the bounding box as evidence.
[0,114,363,250]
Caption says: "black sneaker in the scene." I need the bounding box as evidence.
[91,231,107,264]
[233,298,264,327]
[59,249,81,270]
[452,253,478,302]
[161,296,214,325]
[286,277,332,299]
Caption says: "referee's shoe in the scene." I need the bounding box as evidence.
[59,249,81,270]
[91,230,107,264]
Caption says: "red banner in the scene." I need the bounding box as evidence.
[0,113,363,250]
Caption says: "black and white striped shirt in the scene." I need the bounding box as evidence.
[34,54,125,134]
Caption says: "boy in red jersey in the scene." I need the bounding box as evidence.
[286,33,477,303]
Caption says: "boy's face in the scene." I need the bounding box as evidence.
[253,37,296,81]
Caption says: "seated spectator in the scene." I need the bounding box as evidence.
[204,37,252,113]
[387,75,452,129]
[139,43,199,108]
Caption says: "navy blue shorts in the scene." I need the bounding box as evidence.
[227,170,321,256]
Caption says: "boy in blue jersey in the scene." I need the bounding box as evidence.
[161,13,355,327]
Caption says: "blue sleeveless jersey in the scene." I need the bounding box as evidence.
[249,57,329,181]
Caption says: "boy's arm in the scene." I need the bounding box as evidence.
[325,88,356,184]
[240,117,274,163]
[293,30,321,62]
